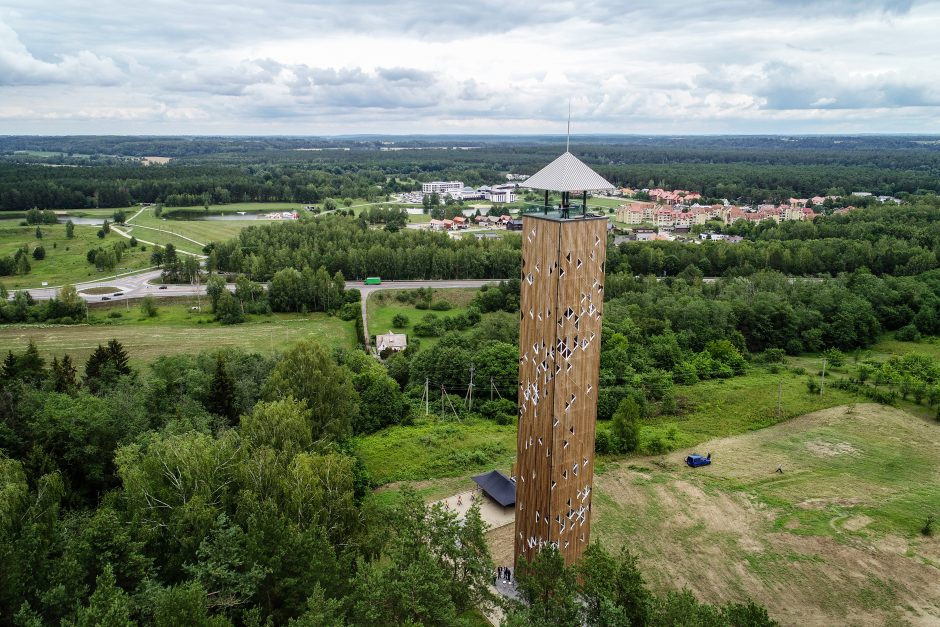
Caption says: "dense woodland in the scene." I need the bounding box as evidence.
[3,135,940,211]
[0,337,778,626]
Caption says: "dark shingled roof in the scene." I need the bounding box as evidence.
[472,470,516,507]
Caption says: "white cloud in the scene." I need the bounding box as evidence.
[0,21,124,86]
[0,1,938,133]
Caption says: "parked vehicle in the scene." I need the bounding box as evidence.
[685,453,711,467]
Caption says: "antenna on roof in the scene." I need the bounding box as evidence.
[566,100,571,153]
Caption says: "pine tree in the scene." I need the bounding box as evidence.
[106,339,131,376]
[206,354,237,424]
[84,344,111,392]
[1,350,16,380]
[17,340,46,384]
[51,354,78,394]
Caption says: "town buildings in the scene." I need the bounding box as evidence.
[616,195,817,229]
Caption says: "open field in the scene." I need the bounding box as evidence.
[161,202,307,216]
[125,207,257,251]
[0,299,357,364]
[357,418,516,487]
[620,369,859,454]
[366,287,480,349]
[588,404,940,626]
[0,223,151,289]
[61,207,133,218]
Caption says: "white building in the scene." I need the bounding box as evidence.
[376,331,408,353]
[422,181,464,194]
[488,189,517,203]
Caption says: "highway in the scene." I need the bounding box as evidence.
[18,271,499,304]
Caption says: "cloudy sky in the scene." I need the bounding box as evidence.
[1,0,938,135]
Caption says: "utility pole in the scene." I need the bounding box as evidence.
[441,384,446,419]
[776,381,782,418]
[465,364,475,410]
[820,357,827,395]
[424,378,429,416]
[490,376,494,401]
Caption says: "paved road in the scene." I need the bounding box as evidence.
[19,273,498,306]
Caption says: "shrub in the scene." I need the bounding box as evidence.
[645,436,670,455]
[895,324,921,342]
[139,296,158,318]
[392,313,410,327]
[922,514,935,537]
[806,377,820,394]
[612,398,642,453]
[760,348,786,363]
[338,302,360,321]
[594,430,616,454]
[413,313,444,337]
[430,300,452,311]
[31,246,45,260]
[660,392,678,416]
[822,347,846,368]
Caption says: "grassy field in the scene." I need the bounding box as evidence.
[357,419,516,487]
[617,369,859,455]
[366,287,479,349]
[0,223,151,289]
[0,299,357,365]
[589,404,940,626]
[125,208,258,252]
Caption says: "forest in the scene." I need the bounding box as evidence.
[0,336,778,626]
[3,135,940,211]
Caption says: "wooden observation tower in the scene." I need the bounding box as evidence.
[513,151,614,567]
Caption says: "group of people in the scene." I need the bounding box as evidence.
[441,491,478,511]
[495,566,512,585]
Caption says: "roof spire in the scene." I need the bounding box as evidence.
[566,100,571,153]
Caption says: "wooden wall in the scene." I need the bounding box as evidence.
[514,215,608,567]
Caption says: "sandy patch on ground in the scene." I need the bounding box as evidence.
[805,440,860,457]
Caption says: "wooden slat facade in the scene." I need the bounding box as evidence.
[514,214,608,567]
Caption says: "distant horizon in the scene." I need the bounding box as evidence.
[3,132,940,139]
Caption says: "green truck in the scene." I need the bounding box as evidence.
[364,277,382,285]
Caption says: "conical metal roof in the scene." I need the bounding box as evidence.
[521,151,615,192]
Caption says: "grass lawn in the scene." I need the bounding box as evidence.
[0,223,151,289]
[160,202,309,217]
[869,335,940,361]
[366,287,478,349]
[621,369,859,454]
[591,403,940,625]
[0,298,357,365]
[62,207,133,218]
[356,418,516,486]
[126,208,257,251]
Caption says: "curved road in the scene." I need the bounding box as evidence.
[18,272,499,351]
